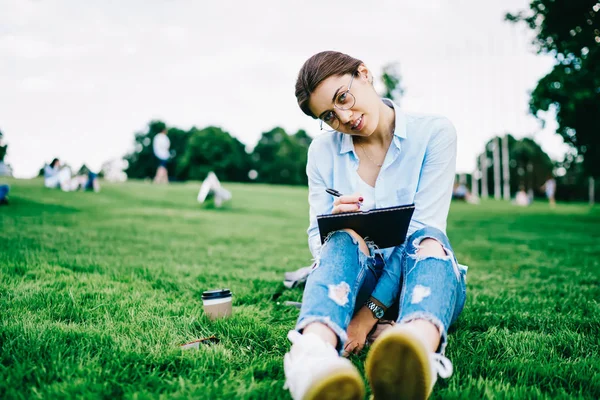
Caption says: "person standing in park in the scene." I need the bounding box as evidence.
[541,176,556,208]
[152,127,170,184]
[283,51,467,400]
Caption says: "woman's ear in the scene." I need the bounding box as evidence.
[357,64,371,83]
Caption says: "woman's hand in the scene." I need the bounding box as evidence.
[342,305,378,357]
[332,193,363,214]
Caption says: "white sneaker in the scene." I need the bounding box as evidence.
[365,324,453,400]
[284,330,365,400]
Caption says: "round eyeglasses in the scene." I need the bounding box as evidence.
[319,73,356,132]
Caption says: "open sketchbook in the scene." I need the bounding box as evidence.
[317,204,415,249]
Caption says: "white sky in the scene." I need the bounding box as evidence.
[1,0,571,178]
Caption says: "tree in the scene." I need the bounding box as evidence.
[176,126,251,182]
[251,127,312,185]
[0,129,6,162]
[507,1,600,177]
[478,134,554,197]
[380,62,405,103]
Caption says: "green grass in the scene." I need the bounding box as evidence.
[1,178,599,399]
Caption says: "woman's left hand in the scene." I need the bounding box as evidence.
[343,306,378,357]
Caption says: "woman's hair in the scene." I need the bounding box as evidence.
[295,51,363,118]
[50,158,60,168]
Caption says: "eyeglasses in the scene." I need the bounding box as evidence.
[319,73,356,131]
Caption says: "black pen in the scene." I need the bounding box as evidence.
[326,188,343,197]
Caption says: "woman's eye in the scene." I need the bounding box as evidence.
[337,93,347,104]
[323,111,335,122]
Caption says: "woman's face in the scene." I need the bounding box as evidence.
[308,65,380,137]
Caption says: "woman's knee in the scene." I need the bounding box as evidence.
[323,229,370,257]
[407,226,452,258]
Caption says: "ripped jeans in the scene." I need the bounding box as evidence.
[296,226,467,354]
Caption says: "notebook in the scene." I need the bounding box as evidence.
[317,204,415,249]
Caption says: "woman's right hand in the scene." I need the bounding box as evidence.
[332,193,363,214]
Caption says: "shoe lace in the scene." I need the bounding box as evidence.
[430,353,453,379]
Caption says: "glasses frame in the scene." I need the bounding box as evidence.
[319,73,356,131]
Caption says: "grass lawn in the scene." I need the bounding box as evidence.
[1,178,599,399]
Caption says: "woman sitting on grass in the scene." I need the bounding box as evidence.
[283,51,468,400]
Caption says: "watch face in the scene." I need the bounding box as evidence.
[375,308,385,319]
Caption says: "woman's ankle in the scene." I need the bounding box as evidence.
[302,322,338,349]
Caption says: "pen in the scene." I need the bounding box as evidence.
[326,188,342,197]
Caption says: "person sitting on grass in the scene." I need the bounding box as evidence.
[44,158,73,191]
[0,184,8,205]
[197,171,231,208]
[72,166,101,192]
[283,51,468,400]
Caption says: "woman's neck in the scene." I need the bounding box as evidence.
[360,100,395,146]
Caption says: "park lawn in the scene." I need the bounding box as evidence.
[0,178,599,400]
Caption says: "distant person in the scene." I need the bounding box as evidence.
[0,184,9,205]
[44,158,73,191]
[72,166,100,192]
[197,172,232,207]
[152,128,170,184]
[541,176,556,208]
[514,186,530,206]
[452,182,479,204]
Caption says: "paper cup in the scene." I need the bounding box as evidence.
[202,289,232,320]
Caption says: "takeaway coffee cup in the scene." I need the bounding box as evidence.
[202,289,232,320]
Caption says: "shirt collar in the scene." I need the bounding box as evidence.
[339,98,407,154]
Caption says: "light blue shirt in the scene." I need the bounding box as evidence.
[306,99,457,307]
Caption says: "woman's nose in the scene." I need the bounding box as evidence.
[336,109,353,125]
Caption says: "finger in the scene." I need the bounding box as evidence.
[338,194,362,204]
[343,342,357,357]
[333,203,360,214]
[353,342,365,354]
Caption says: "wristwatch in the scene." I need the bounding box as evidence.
[365,299,385,319]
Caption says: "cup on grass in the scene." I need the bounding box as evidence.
[202,289,232,320]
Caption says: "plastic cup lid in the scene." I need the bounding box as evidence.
[202,288,232,300]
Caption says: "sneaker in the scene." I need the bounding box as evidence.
[284,330,365,400]
[365,324,453,400]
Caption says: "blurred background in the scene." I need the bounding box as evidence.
[1,0,598,202]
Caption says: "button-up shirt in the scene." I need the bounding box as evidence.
[305,99,457,307]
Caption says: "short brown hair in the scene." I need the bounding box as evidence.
[295,51,363,118]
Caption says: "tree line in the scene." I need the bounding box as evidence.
[124,121,312,185]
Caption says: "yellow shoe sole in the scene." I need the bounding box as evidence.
[365,329,431,400]
[303,368,365,400]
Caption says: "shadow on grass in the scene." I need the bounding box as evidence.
[1,196,80,216]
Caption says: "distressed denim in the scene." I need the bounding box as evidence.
[296,226,467,354]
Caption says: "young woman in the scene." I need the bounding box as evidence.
[283,51,468,400]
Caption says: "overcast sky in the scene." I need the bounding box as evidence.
[1,0,571,178]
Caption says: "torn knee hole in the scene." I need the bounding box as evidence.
[414,237,448,258]
[328,282,350,306]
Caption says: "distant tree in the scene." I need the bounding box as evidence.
[165,127,192,181]
[380,62,405,103]
[176,126,251,182]
[478,134,554,197]
[0,129,6,162]
[507,1,600,178]
[77,164,90,175]
[251,127,312,185]
[124,120,168,179]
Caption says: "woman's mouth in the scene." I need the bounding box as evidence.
[351,115,364,131]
